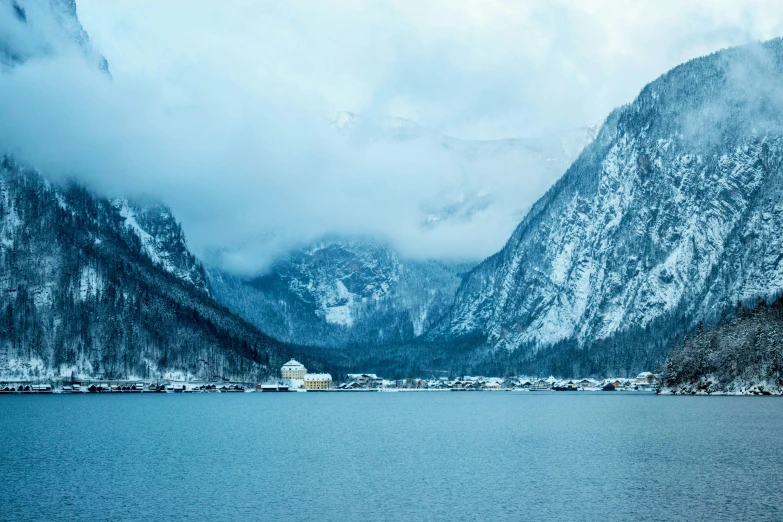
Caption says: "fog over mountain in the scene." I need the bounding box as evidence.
[3,0,783,384]
[4,0,783,276]
[0,0,314,382]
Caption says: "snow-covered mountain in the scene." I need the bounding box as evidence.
[112,198,209,293]
[0,0,311,381]
[208,119,596,353]
[0,157,306,381]
[0,0,109,73]
[431,38,783,375]
[208,239,474,348]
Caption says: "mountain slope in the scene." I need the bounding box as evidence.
[208,239,474,349]
[1,0,109,73]
[660,296,783,395]
[0,0,313,381]
[112,198,209,293]
[431,38,783,376]
[0,158,301,381]
[206,121,598,354]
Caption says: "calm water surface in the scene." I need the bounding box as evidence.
[1,392,782,521]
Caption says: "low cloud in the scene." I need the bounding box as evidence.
[2,0,783,275]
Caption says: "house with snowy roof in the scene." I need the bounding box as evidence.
[281,359,307,380]
[304,373,332,390]
[635,372,657,384]
[346,374,383,388]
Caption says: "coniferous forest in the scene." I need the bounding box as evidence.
[0,159,320,381]
[661,296,783,393]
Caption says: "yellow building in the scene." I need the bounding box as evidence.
[635,372,657,384]
[281,359,307,380]
[304,373,332,390]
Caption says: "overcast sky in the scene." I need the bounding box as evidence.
[4,1,783,274]
[77,0,783,139]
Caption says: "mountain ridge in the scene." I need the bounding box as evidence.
[207,238,475,349]
[428,38,783,375]
[0,0,328,382]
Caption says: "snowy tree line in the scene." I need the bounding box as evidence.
[661,296,783,392]
[0,158,321,381]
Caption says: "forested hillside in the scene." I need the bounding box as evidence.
[0,0,322,382]
[0,159,307,381]
[660,296,783,394]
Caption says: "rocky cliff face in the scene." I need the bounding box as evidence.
[112,198,209,293]
[208,239,474,348]
[1,0,109,73]
[432,39,783,375]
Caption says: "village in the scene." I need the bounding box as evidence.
[0,358,659,394]
[333,373,659,392]
[274,359,659,392]
[274,359,655,393]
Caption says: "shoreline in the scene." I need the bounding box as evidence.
[0,386,662,395]
[4,388,780,396]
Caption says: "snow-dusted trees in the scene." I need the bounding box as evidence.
[0,160,308,381]
[662,297,783,391]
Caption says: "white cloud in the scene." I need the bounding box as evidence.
[76,0,783,138]
[3,0,783,274]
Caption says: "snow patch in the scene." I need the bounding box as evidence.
[79,266,102,300]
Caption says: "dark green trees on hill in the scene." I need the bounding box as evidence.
[662,297,783,392]
[0,159,295,381]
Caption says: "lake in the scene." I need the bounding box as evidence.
[1,392,782,521]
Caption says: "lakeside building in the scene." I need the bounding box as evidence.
[281,359,307,380]
[304,373,333,390]
[346,374,383,388]
[635,372,657,384]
